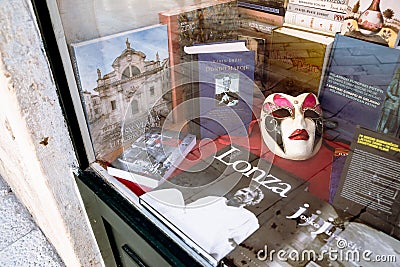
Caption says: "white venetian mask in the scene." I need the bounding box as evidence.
[260,93,323,160]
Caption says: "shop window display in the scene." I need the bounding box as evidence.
[41,0,400,266]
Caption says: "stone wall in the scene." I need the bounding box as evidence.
[0,0,102,266]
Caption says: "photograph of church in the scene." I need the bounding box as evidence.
[73,25,170,160]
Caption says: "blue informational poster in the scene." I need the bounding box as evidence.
[319,35,400,143]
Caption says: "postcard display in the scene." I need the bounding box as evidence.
[59,0,400,266]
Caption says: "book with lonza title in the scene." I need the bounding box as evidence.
[139,144,308,264]
[333,127,400,239]
[222,189,400,266]
[158,0,238,123]
[266,26,334,97]
[319,34,400,144]
[341,0,400,48]
[107,127,196,190]
[184,41,256,139]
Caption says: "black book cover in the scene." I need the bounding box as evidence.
[223,189,400,266]
[140,144,308,261]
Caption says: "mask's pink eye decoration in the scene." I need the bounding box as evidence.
[302,93,317,108]
[273,94,294,109]
[264,94,294,118]
[301,93,322,118]
[262,100,293,119]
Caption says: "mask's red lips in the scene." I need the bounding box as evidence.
[289,129,309,140]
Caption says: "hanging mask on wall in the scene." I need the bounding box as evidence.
[260,93,323,160]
